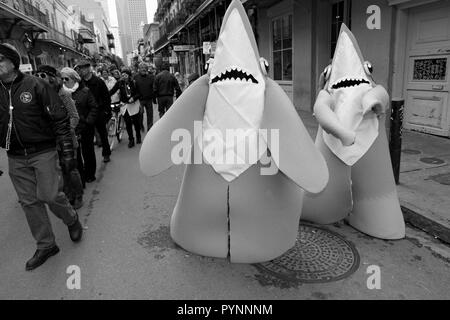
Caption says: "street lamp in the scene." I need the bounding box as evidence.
[23,33,33,51]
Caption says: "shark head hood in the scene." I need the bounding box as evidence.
[325,24,374,92]
[209,0,264,87]
[201,0,267,182]
[321,24,380,166]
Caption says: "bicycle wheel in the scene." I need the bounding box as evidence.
[107,118,117,150]
[117,115,125,143]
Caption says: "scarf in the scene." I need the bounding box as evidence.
[63,82,79,93]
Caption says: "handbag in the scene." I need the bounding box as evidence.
[122,100,140,116]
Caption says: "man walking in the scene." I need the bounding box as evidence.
[153,63,181,118]
[134,62,156,132]
[0,43,83,271]
[76,60,112,163]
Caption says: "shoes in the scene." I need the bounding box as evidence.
[86,177,96,183]
[68,213,83,242]
[103,155,111,163]
[25,245,60,271]
[73,197,84,210]
[136,137,142,145]
[128,139,135,148]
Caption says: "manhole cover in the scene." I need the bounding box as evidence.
[254,224,360,284]
[420,157,445,165]
[402,149,421,155]
[429,173,450,185]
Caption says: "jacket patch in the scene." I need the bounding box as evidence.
[20,92,33,104]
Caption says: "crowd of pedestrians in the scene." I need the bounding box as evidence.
[0,41,199,270]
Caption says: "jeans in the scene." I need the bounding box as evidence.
[8,150,77,250]
[80,125,96,181]
[95,112,112,157]
[140,100,154,132]
[124,111,141,142]
[157,96,174,118]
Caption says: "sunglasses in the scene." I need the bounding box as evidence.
[61,77,71,82]
[36,72,47,79]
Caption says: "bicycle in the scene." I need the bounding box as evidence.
[107,103,125,150]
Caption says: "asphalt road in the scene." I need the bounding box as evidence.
[1,116,449,300]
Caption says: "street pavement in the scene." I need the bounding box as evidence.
[0,107,449,300]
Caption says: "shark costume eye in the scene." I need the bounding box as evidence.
[323,65,332,81]
[364,61,373,75]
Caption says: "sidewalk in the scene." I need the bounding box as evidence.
[298,110,450,244]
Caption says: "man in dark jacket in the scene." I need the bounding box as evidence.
[76,60,112,163]
[153,63,182,118]
[134,62,156,132]
[0,43,83,271]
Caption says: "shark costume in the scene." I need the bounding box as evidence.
[302,24,405,240]
[139,0,328,263]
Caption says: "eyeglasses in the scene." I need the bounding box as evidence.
[36,72,47,79]
[61,77,70,82]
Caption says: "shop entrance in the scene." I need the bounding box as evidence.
[404,1,450,137]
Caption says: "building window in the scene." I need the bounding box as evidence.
[330,0,352,58]
[272,14,292,81]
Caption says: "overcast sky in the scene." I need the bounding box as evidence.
[108,0,158,26]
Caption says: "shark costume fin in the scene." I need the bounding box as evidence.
[139,75,209,177]
[261,78,329,194]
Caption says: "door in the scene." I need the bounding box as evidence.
[404,2,450,137]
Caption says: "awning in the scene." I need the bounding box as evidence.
[154,40,171,54]
[36,39,89,59]
[167,0,253,40]
[78,29,96,44]
[167,0,217,40]
[0,2,49,33]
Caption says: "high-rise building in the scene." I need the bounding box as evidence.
[95,0,111,23]
[115,0,148,62]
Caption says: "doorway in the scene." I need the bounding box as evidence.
[404,1,450,137]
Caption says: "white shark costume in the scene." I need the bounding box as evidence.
[302,24,405,240]
[139,0,328,263]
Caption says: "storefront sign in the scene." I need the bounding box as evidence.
[19,64,33,73]
[173,45,195,52]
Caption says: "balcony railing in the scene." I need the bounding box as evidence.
[2,0,49,27]
[41,28,76,48]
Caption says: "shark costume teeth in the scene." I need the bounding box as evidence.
[211,67,259,84]
[302,23,405,240]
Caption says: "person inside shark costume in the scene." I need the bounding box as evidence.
[302,24,405,240]
[139,0,328,263]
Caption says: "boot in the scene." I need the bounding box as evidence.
[25,245,60,271]
[68,214,83,242]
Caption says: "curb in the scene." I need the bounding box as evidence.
[401,205,450,245]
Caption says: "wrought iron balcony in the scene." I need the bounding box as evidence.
[0,0,50,32]
[40,28,76,48]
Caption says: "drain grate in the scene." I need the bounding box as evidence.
[429,173,450,185]
[254,224,360,284]
[420,157,445,165]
